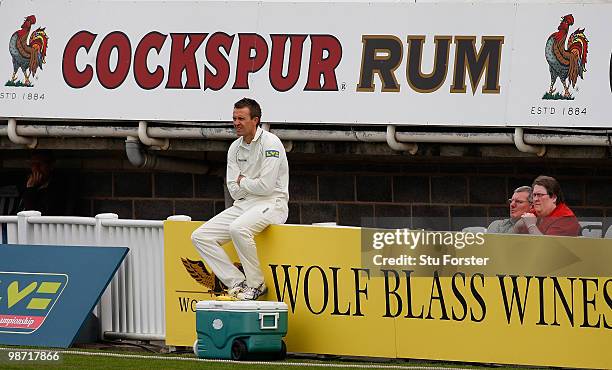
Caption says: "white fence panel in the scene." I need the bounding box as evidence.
[25,215,97,246]
[4,211,167,341]
[99,218,165,339]
[0,216,18,244]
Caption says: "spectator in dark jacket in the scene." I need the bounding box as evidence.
[18,151,78,216]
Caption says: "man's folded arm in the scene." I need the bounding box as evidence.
[240,141,283,196]
[226,142,248,200]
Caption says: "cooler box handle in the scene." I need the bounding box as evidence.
[258,312,279,330]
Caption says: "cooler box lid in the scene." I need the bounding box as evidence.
[196,300,288,312]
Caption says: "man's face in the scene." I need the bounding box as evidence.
[509,191,531,218]
[232,107,258,139]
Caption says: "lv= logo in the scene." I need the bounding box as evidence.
[0,272,68,334]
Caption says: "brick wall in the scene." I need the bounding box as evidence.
[286,159,612,229]
[2,154,611,228]
[78,172,227,220]
[61,158,612,228]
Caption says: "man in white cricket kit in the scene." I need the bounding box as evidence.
[191,98,289,301]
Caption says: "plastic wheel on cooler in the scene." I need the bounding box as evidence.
[231,339,248,360]
[276,340,287,360]
[193,339,198,357]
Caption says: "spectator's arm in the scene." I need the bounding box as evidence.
[486,220,502,233]
[521,213,542,235]
[19,187,38,211]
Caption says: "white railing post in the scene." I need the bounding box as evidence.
[17,211,41,244]
[167,215,192,222]
[94,213,119,338]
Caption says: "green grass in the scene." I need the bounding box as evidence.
[542,91,574,100]
[4,80,32,87]
[1,354,293,370]
[0,347,542,370]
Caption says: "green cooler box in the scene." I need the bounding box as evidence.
[194,300,288,360]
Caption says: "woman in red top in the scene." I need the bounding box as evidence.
[520,175,580,236]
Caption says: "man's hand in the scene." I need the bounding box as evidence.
[237,175,245,186]
[521,212,537,227]
[26,169,44,188]
[519,212,542,234]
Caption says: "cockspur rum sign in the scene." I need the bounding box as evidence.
[61,30,502,95]
[1,1,610,126]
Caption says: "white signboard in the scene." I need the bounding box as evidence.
[0,1,610,127]
[507,5,610,127]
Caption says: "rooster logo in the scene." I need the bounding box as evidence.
[7,15,49,87]
[181,258,244,296]
[544,14,589,100]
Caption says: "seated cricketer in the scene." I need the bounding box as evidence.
[191,98,289,300]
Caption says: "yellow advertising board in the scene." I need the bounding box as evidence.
[164,221,612,368]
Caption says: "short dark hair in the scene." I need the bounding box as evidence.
[30,150,54,165]
[532,175,565,204]
[234,98,262,121]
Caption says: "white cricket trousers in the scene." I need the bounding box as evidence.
[191,198,288,289]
